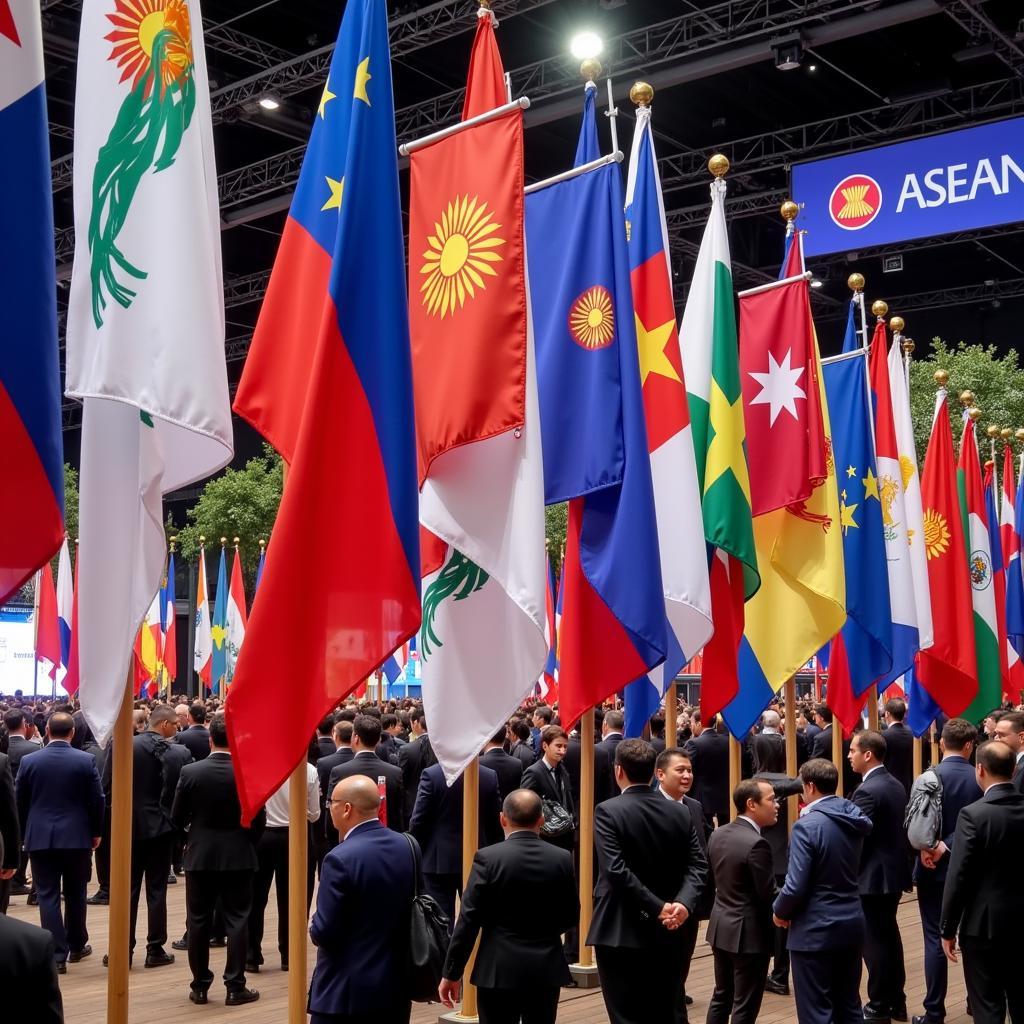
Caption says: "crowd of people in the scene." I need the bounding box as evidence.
[1,689,1023,1024]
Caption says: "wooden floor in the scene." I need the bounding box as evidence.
[7,884,970,1024]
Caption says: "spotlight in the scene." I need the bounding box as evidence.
[808,63,817,71]
[810,279,823,289]
[772,34,803,70]
[258,94,281,111]
[570,31,603,61]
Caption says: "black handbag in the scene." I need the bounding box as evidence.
[540,797,575,839]
[404,832,451,1002]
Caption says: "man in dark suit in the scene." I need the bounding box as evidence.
[849,730,911,1024]
[309,774,415,1024]
[15,712,104,972]
[881,699,914,795]
[506,719,536,772]
[594,709,624,803]
[439,789,579,1024]
[912,718,982,1024]
[327,716,405,836]
[480,725,523,800]
[5,708,41,896]
[588,739,708,1024]
[316,720,354,856]
[409,759,502,925]
[810,705,834,760]
[773,758,872,1024]
[940,740,1024,1024]
[685,714,731,827]
[0,912,64,1022]
[171,712,264,1006]
[397,707,435,821]
[706,779,779,1024]
[993,710,1024,792]
[174,703,211,762]
[315,715,337,761]
[0,751,19,914]
[376,714,403,766]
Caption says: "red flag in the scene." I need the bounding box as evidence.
[462,11,506,119]
[914,389,976,715]
[36,562,60,680]
[64,548,80,695]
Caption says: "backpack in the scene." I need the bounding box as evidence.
[904,767,943,850]
[403,833,450,1002]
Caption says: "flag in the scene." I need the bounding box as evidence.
[193,544,212,689]
[66,0,232,743]
[622,100,712,738]
[225,545,247,685]
[725,276,846,737]
[958,415,1002,722]
[411,15,545,782]
[541,552,558,699]
[162,550,176,687]
[229,0,420,819]
[1001,441,1024,702]
[254,545,266,594]
[55,537,74,676]
[983,458,1014,701]
[0,0,64,604]
[64,546,81,695]
[678,178,759,719]
[527,94,666,733]
[135,586,163,696]
[913,388,977,719]
[381,642,407,685]
[210,546,228,694]
[36,563,60,680]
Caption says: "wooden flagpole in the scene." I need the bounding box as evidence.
[574,707,597,976]
[458,758,480,1020]
[106,669,134,1024]
[664,684,677,746]
[832,717,844,797]
[930,723,940,769]
[913,736,923,779]
[728,732,741,821]
[287,761,307,1024]
[867,686,879,730]
[784,677,798,836]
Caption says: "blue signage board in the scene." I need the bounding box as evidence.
[792,116,1024,257]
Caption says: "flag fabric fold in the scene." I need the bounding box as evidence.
[983,458,1016,702]
[410,17,544,782]
[36,563,60,680]
[56,537,74,678]
[229,0,421,820]
[225,546,247,686]
[64,548,81,695]
[0,0,64,604]
[162,550,176,688]
[541,553,558,700]
[1001,442,1024,702]
[211,546,228,694]
[193,545,212,689]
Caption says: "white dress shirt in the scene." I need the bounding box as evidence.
[264,761,321,828]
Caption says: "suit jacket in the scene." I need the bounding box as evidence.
[6,735,41,780]
[0,913,63,1024]
[444,831,578,989]
[1013,753,1024,794]
[161,743,193,817]
[773,796,872,951]
[913,754,982,884]
[509,739,537,771]
[940,782,1024,941]
[810,724,833,760]
[317,747,353,844]
[851,765,911,894]
[588,786,708,949]
[175,725,211,762]
[170,751,265,871]
[309,820,415,1015]
[409,762,502,874]
[15,741,104,851]
[594,733,623,804]
[665,791,713,919]
[101,730,175,840]
[398,734,436,820]
[376,734,401,766]
[316,735,337,761]
[753,771,804,876]
[480,747,523,801]
[685,729,730,827]
[0,753,19,870]
[881,722,914,794]
[706,819,776,955]
[329,751,406,835]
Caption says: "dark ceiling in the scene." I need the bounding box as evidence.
[41,0,1024,480]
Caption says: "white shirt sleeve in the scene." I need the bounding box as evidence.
[307,762,322,823]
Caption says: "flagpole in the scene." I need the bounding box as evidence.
[832,716,844,797]
[571,706,599,986]
[913,735,923,779]
[107,667,135,1024]
[398,96,530,156]
[218,537,227,702]
[784,677,798,836]
[664,684,677,746]
[32,569,41,700]
[736,270,812,298]
[457,758,480,1021]
[728,732,741,820]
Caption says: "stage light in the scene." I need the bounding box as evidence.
[773,34,803,70]
[570,31,604,61]
[810,279,823,289]
[808,63,817,71]
[258,94,281,111]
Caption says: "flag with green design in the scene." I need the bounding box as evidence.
[678,176,759,717]
[65,0,231,744]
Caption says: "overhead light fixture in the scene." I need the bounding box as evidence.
[570,30,603,61]
[952,41,996,62]
[258,94,281,111]
[772,34,803,70]
[810,278,823,289]
[808,63,817,71]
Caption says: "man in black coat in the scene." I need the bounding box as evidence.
[849,730,911,1024]
[993,710,1024,793]
[314,715,337,762]
[588,739,708,1024]
[171,713,265,1006]
[327,716,406,836]
[0,913,64,1022]
[881,699,914,795]
[0,751,19,914]
[4,708,41,896]
[480,724,523,800]
[810,705,834,760]
[409,759,502,925]
[685,714,731,828]
[439,789,579,1024]
[940,740,1024,1024]
[506,719,536,772]
[594,710,624,804]
[174,703,211,762]
[315,720,354,856]
[706,780,779,1024]
[397,707,435,821]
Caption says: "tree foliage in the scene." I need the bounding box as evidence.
[545,503,567,567]
[909,339,1024,465]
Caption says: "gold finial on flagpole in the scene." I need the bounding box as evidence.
[848,273,865,293]
[889,316,905,335]
[959,390,975,409]
[780,200,799,222]
[259,538,266,551]
[987,425,1001,440]
[580,57,602,83]
[232,536,240,548]
[871,300,888,320]
[968,407,983,423]
[1001,428,1013,441]
[1016,428,1024,443]
[902,337,915,355]
[934,369,949,387]
[199,535,206,545]
[169,536,177,552]
[219,536,227,547]
[630,81,653,106]
[708,153,730,178]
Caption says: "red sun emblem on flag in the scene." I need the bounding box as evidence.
[568,285,615,350]
[828,174,882,230]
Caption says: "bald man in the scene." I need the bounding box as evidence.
[309,776,417,1024]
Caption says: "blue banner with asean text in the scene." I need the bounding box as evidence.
[793,116,1024,257]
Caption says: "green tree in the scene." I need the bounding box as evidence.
[176,445,283,588]
[63,464,79,544]
[545,503,567,566]
[909,339,1024,464]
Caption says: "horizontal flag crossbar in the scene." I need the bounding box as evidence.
[523,151,625,195]
[737,270,813,298]
[398,97,531,155]
[821,346,869,366]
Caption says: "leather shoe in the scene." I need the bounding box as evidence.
[280,959,288,972]
[27,891,38,905]
[57,963,67,975]
[69,945,92,963]
[225,988,260,1006]
[245,961,261,974]
[765,979,790,996]
[892,1007,909,1022]
[144,951,175,969]
[102,954,133,968]
[912,1016,942,1024]
[167,873,177,885]
[685,995,694,1005]
[87,891,110,906]
[189,990,209,1006]
[172,938,189,951]
[9,884,31,896]
[863,1011,891,1024]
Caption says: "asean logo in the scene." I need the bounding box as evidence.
[970,549,992,591]
[828,174,882,231]
[568,286,615,350]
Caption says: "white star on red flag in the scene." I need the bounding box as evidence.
[748,348,806,426]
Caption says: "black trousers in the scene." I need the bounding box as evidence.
[94,806,111,893]
[248,827,314,963]
[477,985,560,1024]
[862,892,906,1015]
[423,871,461,933]
[30,848,91,963]
[0,876,10,914]
[597,943,684,1024]
[706,948,770,1024]
[185,869,253,994]
[916,878,948,1022]
[960,936,1024,1024]
[129,833,173,954]
[676,914,701,1024]
[769,874,790,985]
[791,947,863,1024]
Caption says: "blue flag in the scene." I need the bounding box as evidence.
[211,547,228,693]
